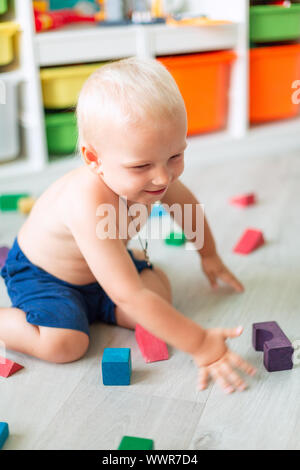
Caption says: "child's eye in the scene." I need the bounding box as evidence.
[132,164,150,170]
[171,154,182,160]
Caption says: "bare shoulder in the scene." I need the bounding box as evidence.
[64,166,119,225]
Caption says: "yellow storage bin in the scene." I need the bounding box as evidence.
[40,63,108,109]
[0,22,19,66]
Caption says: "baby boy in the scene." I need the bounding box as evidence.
[0,58,256,393]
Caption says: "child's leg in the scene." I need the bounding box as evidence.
[115,264,172,330]
[0,307,89,363]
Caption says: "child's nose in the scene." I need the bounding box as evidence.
[152,167,170,187]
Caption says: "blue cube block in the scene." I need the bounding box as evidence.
[150,204,168,217]
[0,422,9,449]
[102,348,131,386]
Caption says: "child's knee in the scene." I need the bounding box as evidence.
[152,267,172,304]
[38,328,89,363]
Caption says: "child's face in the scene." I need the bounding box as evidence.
[95,110,187,204]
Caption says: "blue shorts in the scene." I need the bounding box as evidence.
[0,237,153,337]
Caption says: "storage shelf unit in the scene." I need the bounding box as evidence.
[1,0,300,184]
[36,22,239,66]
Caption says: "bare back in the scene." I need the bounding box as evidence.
[18,166,150,285]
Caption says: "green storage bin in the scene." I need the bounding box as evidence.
[0,0,7,15]
[45,112,78,156]
[250,5,300,42]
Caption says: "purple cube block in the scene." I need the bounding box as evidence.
[0,246,9,269]
[252,321,294,372]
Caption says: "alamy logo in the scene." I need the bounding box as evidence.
[95,197,205,250]
[291,80,300,105]
[0,80,6,105]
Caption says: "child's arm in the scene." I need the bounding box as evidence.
[67,192,255,393]
[161,179,244,292]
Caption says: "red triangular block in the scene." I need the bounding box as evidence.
[0,357,23,378]
[135,324,169,363]
[229,193,256,207]
[233,228,265,255]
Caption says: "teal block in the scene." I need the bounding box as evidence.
[102,348,131,386]
[0,422,9,449]
[150,203,168,217]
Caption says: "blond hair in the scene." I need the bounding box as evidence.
[76,56,186,151]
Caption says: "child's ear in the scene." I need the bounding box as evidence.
[81,146,103,175]
[81,146,97,166]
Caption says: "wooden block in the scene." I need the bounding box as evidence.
[229,193,256,207]
[135,324,168,363]
[252,321,294,372]
[118,436,154,450]
[233,228,264,254]
[0,357,24,378]
[0,246,9,269]
[101,348,131,386]
[18,196,36,215]
[0,422,9,450]
[0,193,30,211]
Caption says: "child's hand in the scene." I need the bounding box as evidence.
[201,253,244,292]
[193,326,256,394]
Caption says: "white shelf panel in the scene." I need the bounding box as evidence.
[36,25,138,66]
[35,23,239,67]
[152,23,239,56]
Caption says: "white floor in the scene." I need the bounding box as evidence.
[0,147,300,450]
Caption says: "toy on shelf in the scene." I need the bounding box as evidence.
[0,423,9,450]
[166,12,231,27]
[33,1,49,13]
[135,324,169,363]
[34,8,95,32]
[252,321,294,372]
[0,357,24,378]
[95,0,166,25]
[229,192,256,207]
[118,435,154,450]
[101,347,131,386]
[233,228,264,254]
[0,246,9,269]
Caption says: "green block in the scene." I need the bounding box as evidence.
[118,436,154,450]
[164,231,186,246]
[0,193,30,211]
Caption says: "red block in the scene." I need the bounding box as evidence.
[0,357,23,378]
[233,228,265,255]
[135,324,169,363]
[229,193,256,207]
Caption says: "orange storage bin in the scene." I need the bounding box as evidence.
[158,51,236,135]
[250,45,300,124]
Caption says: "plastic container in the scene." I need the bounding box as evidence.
[0,0,8,15]
[158,51,236,135]
[45,112,78,155]
[250,44,300,124]
[250,5,300,42]
[0,22,19,66]
[40,62,107,109]
[0,79,20,162]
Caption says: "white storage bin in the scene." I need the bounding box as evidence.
[0,77,20,162]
